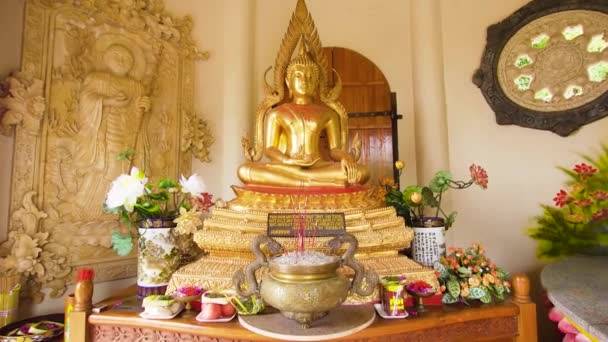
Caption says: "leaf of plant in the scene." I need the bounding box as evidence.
[386,188,402,201]
[429,170,452,193]
[146,191,169,201]
[158,178,179,189]
[480,292,492,304]
[468,286,486,299]
[447,279,460,298]
[446,212,457,229]
[134,203,160,217]
[111,230,133,256]
[433,262,449,279]
[495,292,505,301]
[120,210,131,223]
[458,267,472,276]
[116,149,135,161]
[422,187,438,207]
[494,285,505,295]
[442,292,458,304]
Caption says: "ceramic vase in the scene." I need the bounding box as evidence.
[137,218,180,298]
[412,217,446,267]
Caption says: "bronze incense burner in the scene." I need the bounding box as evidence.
[232,234,378,327]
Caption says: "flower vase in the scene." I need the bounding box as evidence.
[412,217,446,267]
[137,218,180,298]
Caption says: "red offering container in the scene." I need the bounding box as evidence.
[380,276,408,316]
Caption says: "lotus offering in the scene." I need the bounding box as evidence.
[4,321,64,340]
[405,280,436,313]
[173,286,204,318]
[141,295,183,318]
[198,291,236,321]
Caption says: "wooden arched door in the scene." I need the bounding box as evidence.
[323,47,401,185]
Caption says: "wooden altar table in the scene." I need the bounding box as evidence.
[87,280,537,342]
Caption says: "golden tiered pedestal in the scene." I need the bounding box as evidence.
[168,185,439,302]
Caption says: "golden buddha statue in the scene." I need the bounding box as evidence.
[237,47,369,187]
[169,0,438,303]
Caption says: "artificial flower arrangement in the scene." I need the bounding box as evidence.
[528,146,608,258]
[104,150,214,256]
[405,280,435,295]
[384,162,488,229]
[434,243,510,304]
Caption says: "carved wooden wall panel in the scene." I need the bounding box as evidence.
[474,0,608,136]
[0,0,211,302]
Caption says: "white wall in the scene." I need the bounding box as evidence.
[439,0,608,339]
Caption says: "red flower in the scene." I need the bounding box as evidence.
[406,280,434,294]
[592,191,608,200]
[190,192,214,212]
[469,164,489,189]
[593,209,608,221]
[573,163,597,179]
[574,199,593,207]
[553,190,571,207]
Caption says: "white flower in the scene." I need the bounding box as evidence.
[105,167,148,212]
[179,174,206,198]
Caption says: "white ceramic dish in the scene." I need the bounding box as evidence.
[195,311,237,323]
[373,303,408,319]
[139,303,184,320]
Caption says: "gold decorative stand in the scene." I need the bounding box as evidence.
[238,306,376,341]
[169,186,439,302]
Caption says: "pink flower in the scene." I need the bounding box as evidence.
[469,164,488,189]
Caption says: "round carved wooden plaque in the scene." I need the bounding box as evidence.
[474,0,608,136]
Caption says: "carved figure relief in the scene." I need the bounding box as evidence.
[0,0,212,301]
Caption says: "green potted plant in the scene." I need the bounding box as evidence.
[104,151,214,297]
[528,147,608,258]
[384,162,489,266]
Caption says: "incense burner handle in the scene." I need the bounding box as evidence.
[327,234,379,296]
[232,235,283,297]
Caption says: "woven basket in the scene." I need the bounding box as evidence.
[0,275,21,328]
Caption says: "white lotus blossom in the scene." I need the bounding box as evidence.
[179,174,206,198]
[105,167,148,212]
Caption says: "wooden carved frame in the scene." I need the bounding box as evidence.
[0,0,211,302]
[474,0,608,136]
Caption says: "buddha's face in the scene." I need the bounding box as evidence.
[104,45,134,76]
[287,64,319,97]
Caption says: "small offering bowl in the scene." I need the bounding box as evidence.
[405,281,436,313]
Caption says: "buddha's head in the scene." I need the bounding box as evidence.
[104,44,134,76]
[286,48,320,98]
